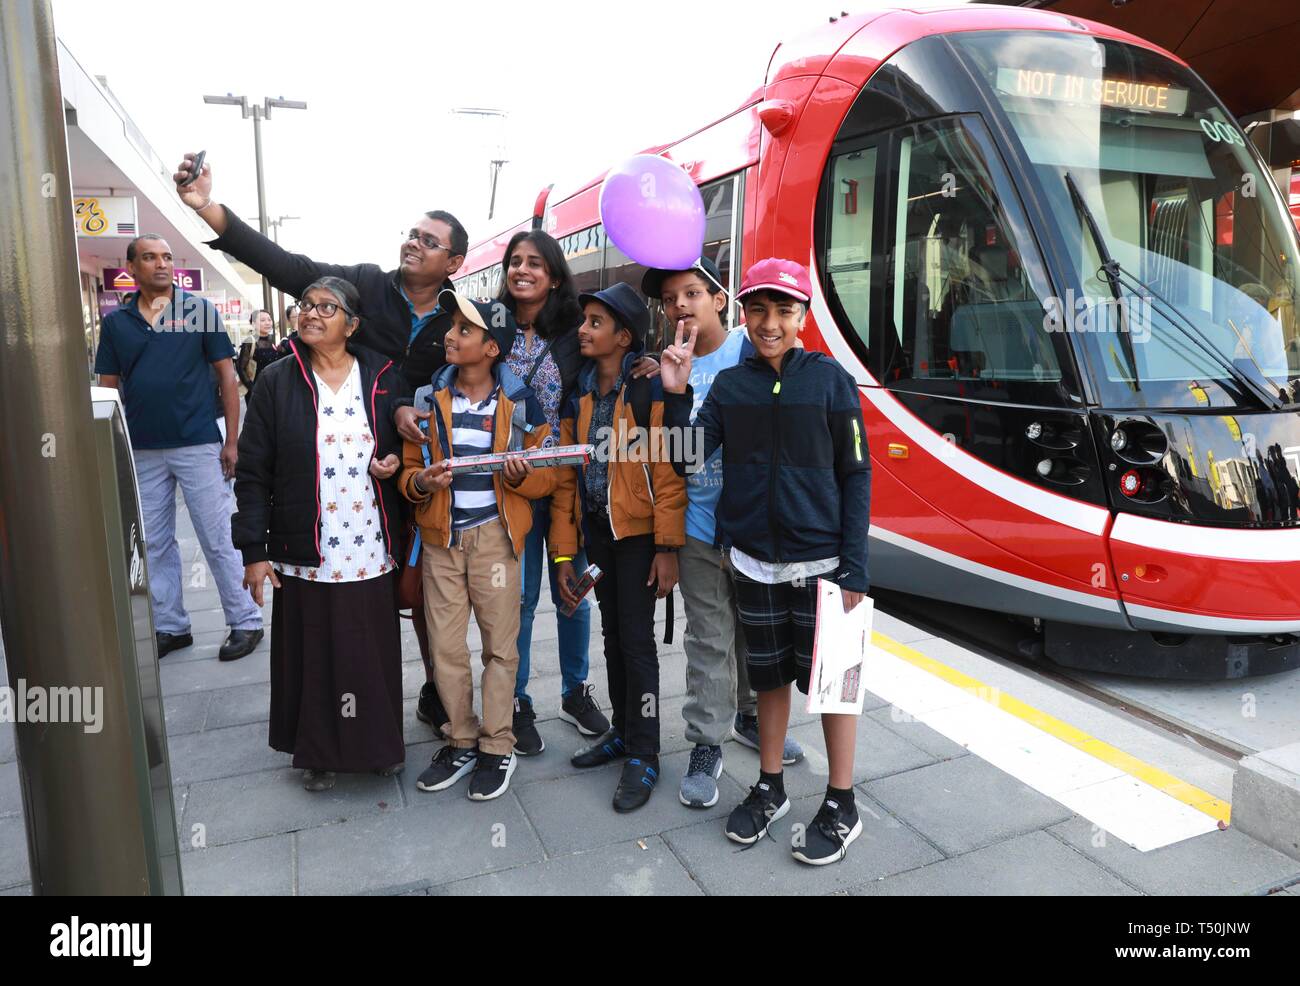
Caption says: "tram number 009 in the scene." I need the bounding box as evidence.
[1199,117,1245,146]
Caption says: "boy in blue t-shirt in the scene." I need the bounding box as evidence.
[641,259,803,812]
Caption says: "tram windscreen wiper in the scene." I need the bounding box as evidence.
[1062,173,1283,411]
[1107,265,1285,411]
[1063,172,1141,390]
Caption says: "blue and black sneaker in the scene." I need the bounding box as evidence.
[613,756,659,813]
[733,712,804,765]
[571,727,627,768]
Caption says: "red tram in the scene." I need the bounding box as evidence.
[456,5,1300,678]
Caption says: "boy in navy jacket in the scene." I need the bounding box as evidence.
[660,258,871,865]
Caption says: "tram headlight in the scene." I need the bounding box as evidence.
[1036,458,1054,478]
[1026,422,1043,441]
[1110,429,1128,452]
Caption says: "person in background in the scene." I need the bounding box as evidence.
[236,309,278,405]
[174,152,457,733]
[94,234,264,662]
[233,276,407,791]
[551,283,685,813]
[640,258,803,811]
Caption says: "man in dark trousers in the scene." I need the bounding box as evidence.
[173,152,454,731]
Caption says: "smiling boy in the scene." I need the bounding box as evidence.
[660,259,872,865]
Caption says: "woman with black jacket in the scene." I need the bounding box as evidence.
[233,276,408,791]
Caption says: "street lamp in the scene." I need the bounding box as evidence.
[203,93,306,313]
[451,107,508,220]
[264,215,299,337]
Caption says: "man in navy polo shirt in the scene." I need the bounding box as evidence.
[95,234,264,661]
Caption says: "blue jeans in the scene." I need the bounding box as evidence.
[135,442,263,635]
[516,497,591,703]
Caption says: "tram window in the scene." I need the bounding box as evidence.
[559,224,605,297]
[882,118,1065,402]
[825,146,878,359]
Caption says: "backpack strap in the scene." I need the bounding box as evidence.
[625,373,653,432]
[508,398,533,452]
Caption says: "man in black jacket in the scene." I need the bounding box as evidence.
[174,151,453,731]
[173,152,460,442]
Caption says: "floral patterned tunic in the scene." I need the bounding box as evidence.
[273,358,394,584]
[507,329,561,448]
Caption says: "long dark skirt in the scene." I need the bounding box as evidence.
[269,572,404,771]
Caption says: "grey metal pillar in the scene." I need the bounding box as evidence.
[251,106,273,315]
[0,0,182,894]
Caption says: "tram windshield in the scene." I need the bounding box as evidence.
[953,32,1300,409]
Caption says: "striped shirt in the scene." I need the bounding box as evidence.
[450,384,500,531]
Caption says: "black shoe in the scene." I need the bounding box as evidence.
[218,628,263,662]
[155,631,193,658]
[416,682,447,739]
[792,796,862,866]
[559,683,610,737]
[415,745,478,792]
[468,751,517,801]
[570,728,627,768]
[512,697,545,756]
[725,780,791,845]
[613,756,659,813]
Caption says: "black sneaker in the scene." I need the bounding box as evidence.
[724,780,791,845]
[570,727,627,768]
[415,682,447,739]
[512,697,545,756]
[468,751,517,801]
[792,797,863,866]
[559,683,610,737]
[612,756,659,813]
[415,745,477,792]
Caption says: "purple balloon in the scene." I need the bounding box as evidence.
[598,154,706,270]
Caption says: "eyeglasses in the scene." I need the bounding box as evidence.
[406,229,453,253]
[298,300,350,318]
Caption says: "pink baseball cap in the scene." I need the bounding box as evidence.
[737,258,812,303]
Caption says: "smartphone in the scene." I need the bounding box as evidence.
[179,150,206,188]
[561,563,603,617]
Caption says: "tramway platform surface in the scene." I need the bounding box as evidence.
[2,496,1299,896]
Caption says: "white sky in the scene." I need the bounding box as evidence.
[52,0,959,268]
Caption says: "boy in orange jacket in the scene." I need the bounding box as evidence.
[550,283,686,812]
[399,291,555,802]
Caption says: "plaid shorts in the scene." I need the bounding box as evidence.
[731,569,818,693]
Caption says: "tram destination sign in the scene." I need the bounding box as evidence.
[997,67,1189,114]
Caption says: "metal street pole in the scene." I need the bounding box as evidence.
[203,94,306,321]
[0,0,182,894]
[252,107,271,314]
[268,215,298,338]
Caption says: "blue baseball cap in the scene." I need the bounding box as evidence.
[578,282,650,346]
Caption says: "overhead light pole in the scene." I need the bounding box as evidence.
[451,107,508,221]
[202,94,306,313]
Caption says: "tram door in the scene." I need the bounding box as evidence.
[824,114,1105,604]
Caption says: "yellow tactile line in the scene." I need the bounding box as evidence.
[872,631,1232,823]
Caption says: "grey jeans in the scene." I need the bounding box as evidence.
[679,535,757,746]
[135,442,263,635]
